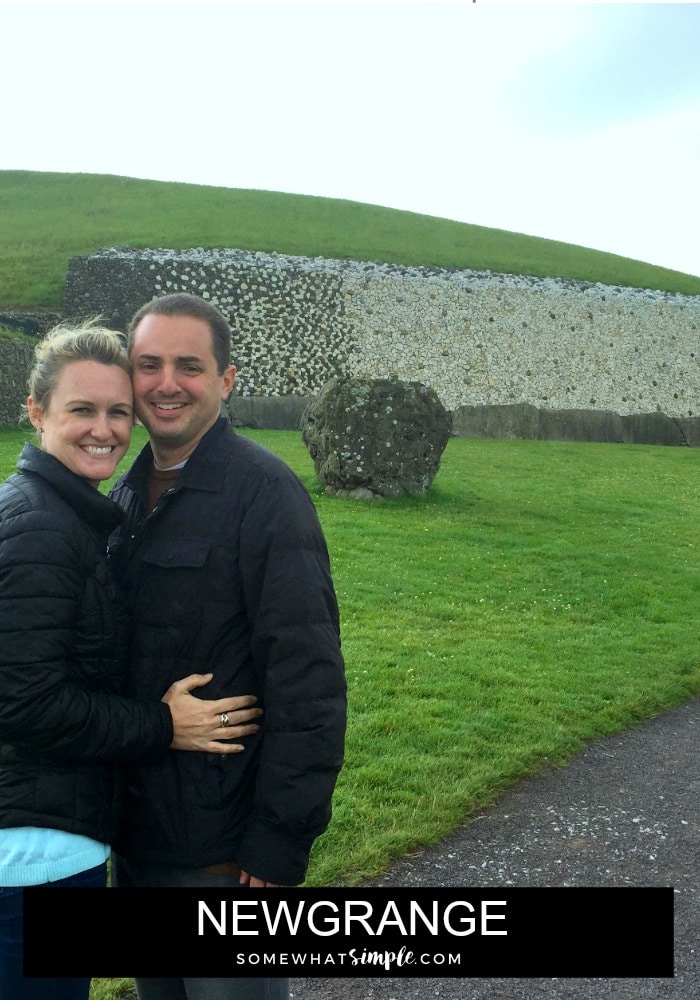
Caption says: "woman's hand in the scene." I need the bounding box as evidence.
[162,673,262,753]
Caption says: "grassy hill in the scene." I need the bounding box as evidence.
[2,169,700,312]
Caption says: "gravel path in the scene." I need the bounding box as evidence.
[290,695,700,1000]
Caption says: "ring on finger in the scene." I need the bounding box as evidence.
[220,712,230,727]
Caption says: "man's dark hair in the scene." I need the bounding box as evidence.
[128,293,232,374]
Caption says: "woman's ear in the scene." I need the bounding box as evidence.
[27,396,43,432]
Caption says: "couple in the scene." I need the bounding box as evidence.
[0,294,347,1000]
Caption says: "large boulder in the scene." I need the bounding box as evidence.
[301,377,451,498]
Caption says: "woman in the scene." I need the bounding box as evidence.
[0,323,261,1000]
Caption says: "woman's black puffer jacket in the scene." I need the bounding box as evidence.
[0,444,173,844]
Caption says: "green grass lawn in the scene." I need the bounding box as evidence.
[3,425,697,999]
[2,170,700,311]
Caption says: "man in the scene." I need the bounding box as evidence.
[108,293,347,1000]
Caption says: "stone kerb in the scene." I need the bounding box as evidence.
[452,403,700,447]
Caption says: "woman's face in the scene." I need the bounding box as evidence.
[28,360,133,487]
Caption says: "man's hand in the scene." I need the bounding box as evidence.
[162,673,262,753]
[239,869,282,888]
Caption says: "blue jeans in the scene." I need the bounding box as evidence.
[0,862,106,1000]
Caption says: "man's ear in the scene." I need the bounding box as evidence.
[221,365,237,401]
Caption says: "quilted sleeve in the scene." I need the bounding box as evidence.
[0,510,173,762]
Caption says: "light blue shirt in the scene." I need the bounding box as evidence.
[0,827,109,886]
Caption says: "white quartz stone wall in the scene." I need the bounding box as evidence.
[340,265,699,418]
[63,248,700,419]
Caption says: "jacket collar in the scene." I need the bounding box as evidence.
[16,443,125,534]
[123,417,232,497]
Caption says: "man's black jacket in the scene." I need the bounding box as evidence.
[108,419,347,885]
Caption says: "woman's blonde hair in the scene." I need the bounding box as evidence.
[27,319,130,413]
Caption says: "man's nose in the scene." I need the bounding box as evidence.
[156,366,180,393]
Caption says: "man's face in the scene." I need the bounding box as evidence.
[130,313,236,461]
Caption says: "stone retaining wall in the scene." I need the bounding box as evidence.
[3,247,699,442]
[63,247,699,421]
[0,335,35,428]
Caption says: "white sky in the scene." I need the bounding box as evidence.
[2,1,699,278]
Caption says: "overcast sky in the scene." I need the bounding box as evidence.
[2,1,699,278]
